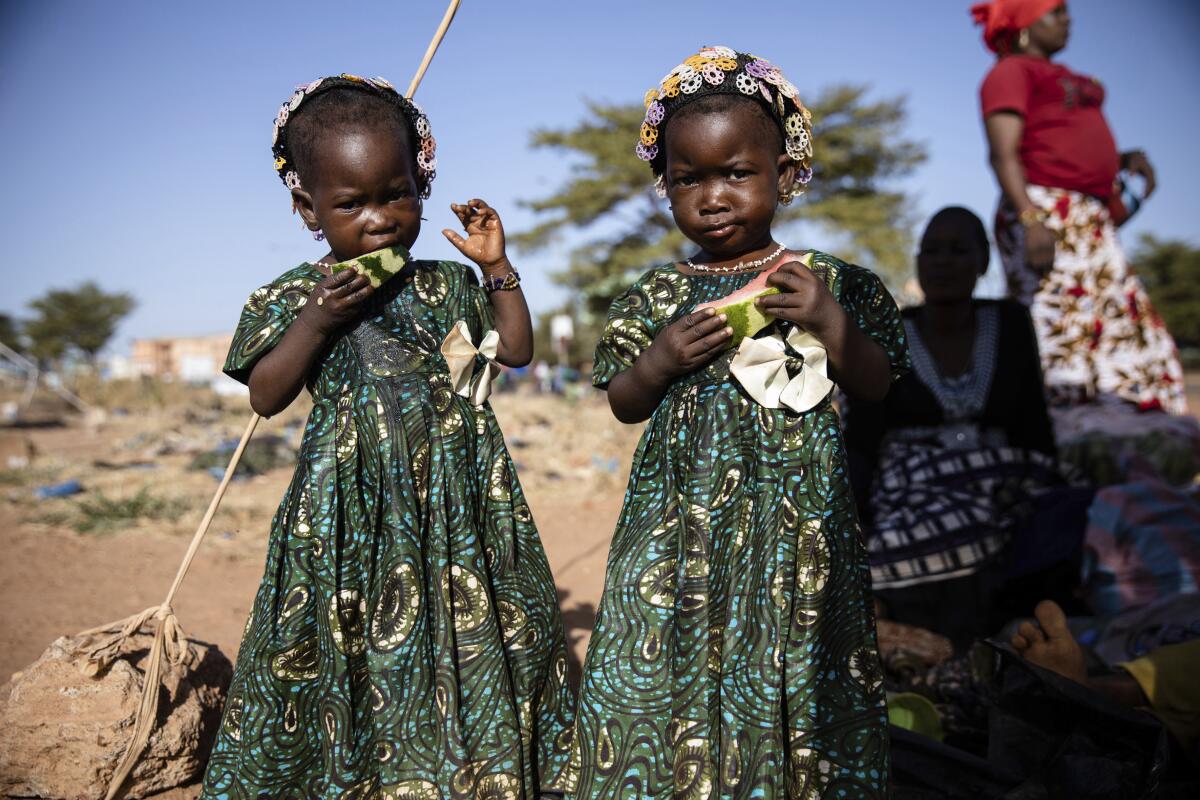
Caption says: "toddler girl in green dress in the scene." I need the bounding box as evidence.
[564,48,908,798]
[200,74,573,798]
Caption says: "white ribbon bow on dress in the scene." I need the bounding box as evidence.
[728,326,834,413]
[439,320,501,407]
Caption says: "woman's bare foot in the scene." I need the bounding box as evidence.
[1011,599,1088,684]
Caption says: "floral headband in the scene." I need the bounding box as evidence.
[270,73,437,198]
[637,46,814,203]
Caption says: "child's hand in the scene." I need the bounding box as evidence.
[442,199,510,276]
[758,261,845,339]
[300,269,374,336]
[641,309,733,383]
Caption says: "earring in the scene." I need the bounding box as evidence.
[312,229,325,241]
[1018,29,1030,50]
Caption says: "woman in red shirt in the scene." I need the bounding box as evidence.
[975,0,1185,414]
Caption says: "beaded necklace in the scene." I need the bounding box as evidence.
[685,243,786,274]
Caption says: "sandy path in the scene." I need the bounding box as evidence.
[0,393,636,684]
[3,377,1197,797]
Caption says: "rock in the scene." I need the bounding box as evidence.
[0,630,231,799]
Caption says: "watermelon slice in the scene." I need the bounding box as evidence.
[693,252,811,345]
[330,245,410,288]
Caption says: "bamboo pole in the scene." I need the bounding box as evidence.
[86,3,462,796]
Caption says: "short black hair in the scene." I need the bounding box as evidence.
[925,206,991,270]
[655,93,783,176]
[927,206,988,251]
[285,84,420,192]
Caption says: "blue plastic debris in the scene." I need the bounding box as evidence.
[34,480,84,499]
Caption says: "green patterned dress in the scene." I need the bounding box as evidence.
[201,260,574,799]
[564,252,907,799]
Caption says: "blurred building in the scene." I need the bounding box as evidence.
[131,334,233,381]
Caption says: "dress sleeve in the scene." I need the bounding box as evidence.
[223,270,315,385]
[839,265,910,384]
[980,57,1031,117]
[592,276,659,390]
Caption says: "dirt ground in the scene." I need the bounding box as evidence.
[0,388,642,681]
[0,386,642,797]
[1,374,1198,798]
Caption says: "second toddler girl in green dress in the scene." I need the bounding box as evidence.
[563,47,909,798]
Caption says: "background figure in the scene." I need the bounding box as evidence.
[844,207,1088,648]
[1013,599,1200,764]
[975,0,1186,413]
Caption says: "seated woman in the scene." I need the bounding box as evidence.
[844,207,1087,647]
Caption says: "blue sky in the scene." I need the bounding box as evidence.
[3,1,1198,353]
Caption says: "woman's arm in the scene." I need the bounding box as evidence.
[248,268,373,416]
[985,112,1056,273]
[1001,302,1056,455]
[606,310,732,424]
[985,112,1036,214]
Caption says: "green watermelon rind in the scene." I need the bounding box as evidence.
[712,287,780,345]
[329,245,410,288]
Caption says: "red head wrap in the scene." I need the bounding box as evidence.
[971,0,1062,53]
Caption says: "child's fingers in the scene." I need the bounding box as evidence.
[321,268,359,289]
[474,207,498,228]
[331,273,370,297]
[766,269,811,293]
[343,283,373,304]
[679,308,716,331]
[442,228,471,254]
[774,259,809,276]
[687,325,733,358]
[755,291,806,311]
[685,312,728,340]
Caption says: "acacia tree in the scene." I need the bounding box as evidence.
[1131,234,1200,351]
[514,85,927,322]
[0,313,20,353]
[23,282,136,367]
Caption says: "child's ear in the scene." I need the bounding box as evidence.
[291,187,319,230]
[776,155,797,199]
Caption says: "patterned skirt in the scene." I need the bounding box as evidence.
[867,439,1079,590]
[563,388,889,799]
[995,185,1186,413]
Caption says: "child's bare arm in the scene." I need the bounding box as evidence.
[606,309,731,423]
[757,261,891,403]
[476,254,533,367]
[442,199,532,367]
[247,269,372,416]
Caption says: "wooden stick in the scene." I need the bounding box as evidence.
[164,412,260,606]
[406,0,460,99]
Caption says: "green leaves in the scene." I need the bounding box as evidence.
[1131,234,1200,352]
[23,282,136,365]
